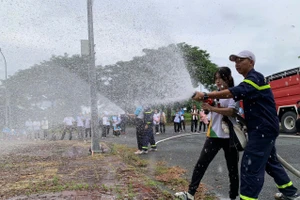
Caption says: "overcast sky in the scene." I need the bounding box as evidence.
[1,0,300,84]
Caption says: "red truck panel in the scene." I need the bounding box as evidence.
[269,74,300,110]
[257,67,300,133]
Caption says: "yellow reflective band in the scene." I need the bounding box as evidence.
[240,194,258,200]
[277,181,293,189]
[144,111,152,114]
[243,79,271,90]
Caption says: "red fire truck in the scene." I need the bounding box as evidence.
[265,67,300,133]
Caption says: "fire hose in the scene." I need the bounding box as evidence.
[277,154,300,178]
[156,133,300,178]
[235,113,300,178]
[156,114,300,178]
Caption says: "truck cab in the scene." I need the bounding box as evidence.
[266,67,300,133]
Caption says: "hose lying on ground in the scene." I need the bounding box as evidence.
[155,132,300,178]
[234,112,300,178]
[277,154,300,178]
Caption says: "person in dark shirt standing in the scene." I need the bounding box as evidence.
[190,105,199,132]
[141,106,157,153]
[192,50,299,200]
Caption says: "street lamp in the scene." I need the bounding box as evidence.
[0,48,9,128]
[87,0,101,153]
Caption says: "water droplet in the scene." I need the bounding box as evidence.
[248,158,252,165]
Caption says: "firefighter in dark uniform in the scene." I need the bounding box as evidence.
[192,50,299,200]
[142,106,157,153]
[132,105,145,155]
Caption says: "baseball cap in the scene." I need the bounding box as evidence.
[229,50,256,64]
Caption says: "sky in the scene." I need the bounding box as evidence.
[1,0,300,85]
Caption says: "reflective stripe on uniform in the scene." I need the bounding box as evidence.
[243,79,271,90]
[277,181,293,189]
[240,194,258,200]
[144,110,153,124]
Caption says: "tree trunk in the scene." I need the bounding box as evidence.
[166,106,172,123]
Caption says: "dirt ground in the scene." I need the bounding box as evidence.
[0,139,211,200]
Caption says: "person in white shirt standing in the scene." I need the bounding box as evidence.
[174,109,181,133]
[102,112,110,138]
[175,66,239,200]
[41,117,49,140]
[61,116,75,140]
[153,109,160,134]
[84,114,91,138]
[25,119,33,139]
[76,113,85,139]
[33,120,41,139]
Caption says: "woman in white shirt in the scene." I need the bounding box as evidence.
[175,66,239,200]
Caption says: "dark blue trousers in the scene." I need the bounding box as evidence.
[142,125,156,151]
[240,135,297,199]
[136,118,144,151]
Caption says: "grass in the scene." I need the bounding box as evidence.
[0,140,217,199]
[111,144,217,199]
[111,143,149,167]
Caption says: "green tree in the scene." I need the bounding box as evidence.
[177,43,218,91]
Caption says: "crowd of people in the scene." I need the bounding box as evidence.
[25,117,49,140]
[100,112,127,137]
[0,112,129,141]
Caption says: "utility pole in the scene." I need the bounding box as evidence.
[0,48,9,128]
[87,0,100,153]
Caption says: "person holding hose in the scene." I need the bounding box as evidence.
[175,66,240,200]
[192,50,299,200]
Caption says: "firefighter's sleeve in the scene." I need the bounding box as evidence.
[229,75,260,102]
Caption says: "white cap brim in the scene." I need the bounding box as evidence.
[229,54,248,62]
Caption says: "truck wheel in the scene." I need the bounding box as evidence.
[281,111,297,133]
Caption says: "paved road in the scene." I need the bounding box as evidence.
[103,126,300,200]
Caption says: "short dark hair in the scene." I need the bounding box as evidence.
[297,100,300,104]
